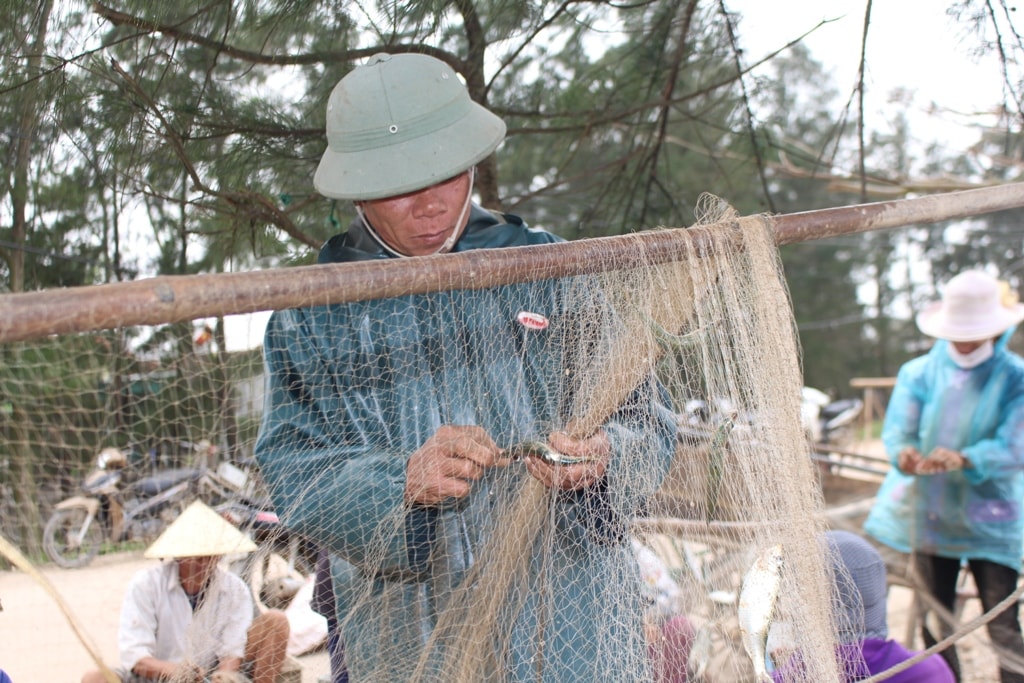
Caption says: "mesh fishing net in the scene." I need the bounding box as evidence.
[251,197,848,683]
[0,199,860,683]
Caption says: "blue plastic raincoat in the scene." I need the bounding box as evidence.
[864,330,1024,569]
[255,206,677,681]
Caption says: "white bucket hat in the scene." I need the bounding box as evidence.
[144,500,257,559]
[916,270,1024,342]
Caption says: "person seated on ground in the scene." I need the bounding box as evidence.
[771,530,954,682]
[633,537,696,682]
[81,501,290,683]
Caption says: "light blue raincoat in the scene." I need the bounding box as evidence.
[864,329,1024,569]
[255,206,677,681]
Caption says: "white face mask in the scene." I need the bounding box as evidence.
[947,340,994,369]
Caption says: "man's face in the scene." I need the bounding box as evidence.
[177,555,219,591]
[359,171,472,256]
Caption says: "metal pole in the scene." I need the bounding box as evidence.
[0,182,1022,344]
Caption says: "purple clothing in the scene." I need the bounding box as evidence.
[649,615,695,683]
[772,638,954,682]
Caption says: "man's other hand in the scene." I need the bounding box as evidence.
[897,446,924,474]
[405,425,506,505]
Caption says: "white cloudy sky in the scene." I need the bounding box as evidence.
[729,0,1008,155]
[727,0,1021,311]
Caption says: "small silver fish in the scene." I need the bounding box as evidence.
[737,543,784,682]
[504,440,599,466]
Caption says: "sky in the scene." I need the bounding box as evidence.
[222,1,1014,351]
[729,0,1007,158]
[725,0,1016,310]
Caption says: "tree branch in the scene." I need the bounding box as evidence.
[108,59,320,249]
[638,0,700,225]
[719,0,775,213]
[92,2,458,70]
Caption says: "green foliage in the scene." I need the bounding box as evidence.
[0,329,265,485]
[0,0,1021,486]
[0,335,118,479]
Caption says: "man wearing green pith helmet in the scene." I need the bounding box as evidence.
[255,53,676,682]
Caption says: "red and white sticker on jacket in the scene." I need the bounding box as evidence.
[516,310,549,331]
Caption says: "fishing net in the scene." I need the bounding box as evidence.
[0,197,857,683]
[251,196,849,683]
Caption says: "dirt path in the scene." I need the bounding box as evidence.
[0,464,1006,683]
[3,551,1005,683]
[0,550,328,683]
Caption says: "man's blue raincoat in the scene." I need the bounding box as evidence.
[864,330,1024,569]
[255,207,677,681]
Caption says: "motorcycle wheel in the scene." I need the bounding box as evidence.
[43,507,104,568]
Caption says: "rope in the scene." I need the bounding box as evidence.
[861,575,1024,682]
[0,533,120,683]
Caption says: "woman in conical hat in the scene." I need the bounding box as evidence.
[144,500,257,559]
[82,501,289,683]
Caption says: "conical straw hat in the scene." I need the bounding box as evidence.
[144,500,257,559]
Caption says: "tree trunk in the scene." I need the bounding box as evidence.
[3,5,58,555]
[9,0,54,294]
[9,401,43,560]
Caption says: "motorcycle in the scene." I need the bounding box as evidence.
[801,386,864,447]
[677,389,863,449]
[216,497,319,610]
[43,442,242,568]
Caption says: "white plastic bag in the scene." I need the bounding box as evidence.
[284,575,328,656]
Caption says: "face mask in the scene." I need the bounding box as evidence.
[947,340,994,369]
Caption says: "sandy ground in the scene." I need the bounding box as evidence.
[0,440,1007,683]
[0,550,330,683]
[1,547,1007,683]
[886,579,1001,683]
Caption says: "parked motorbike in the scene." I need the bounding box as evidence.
[801,386,864,447]
[676,389,863,449]
[217,498,318,610]
[43,443,242,568]
[676,397,754,446]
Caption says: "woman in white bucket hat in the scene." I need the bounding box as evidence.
[865,270,1024,682]
[81,501,290,683]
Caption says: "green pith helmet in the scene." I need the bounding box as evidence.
[314,53,506,201]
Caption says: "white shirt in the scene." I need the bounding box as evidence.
[631,538,682,620]
[118,561,254,673]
